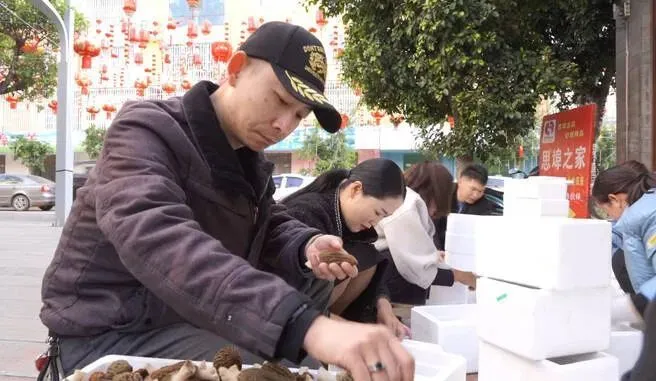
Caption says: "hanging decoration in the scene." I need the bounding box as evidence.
[48,100,58,114]
[5,94,19,109]
[102,104,117,119]
[86,105,100,120]
[123,0,137,17]
[73,37,101,69]
[340,114,349,129]
[211,41,232,63]
[371,110,385,126]
[390,114,405,127]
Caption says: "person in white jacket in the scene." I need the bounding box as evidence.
[375,161,477,305]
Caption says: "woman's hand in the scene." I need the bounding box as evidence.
[376,298,411,339]
[453,269,477,290]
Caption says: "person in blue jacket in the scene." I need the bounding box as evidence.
[592,162,656,315]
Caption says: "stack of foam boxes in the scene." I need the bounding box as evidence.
[426,214,479,305]
[476,176,619,381]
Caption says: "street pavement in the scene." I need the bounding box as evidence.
[0,211,60,380]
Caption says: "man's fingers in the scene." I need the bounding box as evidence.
[328,262,347,280]
[388,340,415,381]
[341,263,358,278]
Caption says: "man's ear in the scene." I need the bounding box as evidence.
[226,51,248,86]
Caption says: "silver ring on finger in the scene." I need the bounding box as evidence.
[368,361,385,373]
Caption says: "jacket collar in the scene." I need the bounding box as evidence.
[181,80,273,201]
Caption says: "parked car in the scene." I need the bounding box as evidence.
[0,174,55,211]
[73,160,96,200]
[272,173,315,201]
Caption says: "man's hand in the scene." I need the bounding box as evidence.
[305,235,358,281]
[377,298,411,339]
[304,316,415,381]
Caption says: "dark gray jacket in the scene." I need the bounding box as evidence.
[40,81,321,362]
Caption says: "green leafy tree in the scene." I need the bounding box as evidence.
[82,124,105,159]
[307,1,614,168]
[306,0,575,167]
[297,128,357,176]
[0,0,87,100]
[10,136,54,174]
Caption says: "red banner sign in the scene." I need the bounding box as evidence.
[538,104,596,218]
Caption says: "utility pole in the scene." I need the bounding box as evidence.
[30,0,74,226]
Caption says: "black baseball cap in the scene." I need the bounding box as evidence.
[240,21,341,133]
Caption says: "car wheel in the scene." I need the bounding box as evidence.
[11,194,30,211]
[39,206,54,211]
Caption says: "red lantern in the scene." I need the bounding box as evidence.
[102,104,117,119]
[201,20,212,35]
[192,53,202,66]
[5,94,19,109]
[187,0,200,8]
[73,38,100,69]
[167,17,177,30]
[308,26,318,33]
[181,79,192,91]
[390,114,405,127]
[247,17,257,33]
[340,114,349,129]
[187,21,198,39]
[75,73,92,95]
[123,0,136,17]
[134,79,148,97]
[518,145,525,159]
[211,41,232,63]
[447,116,455,129]
[134,52,143,65]
[162,82,176,95]
[86,106,100,120]
[371,110,385,126]
[21,40,39,53]
[316,10,328,28]
[138,29,150,48]
[164,53,171,64]
[48,100,58,114]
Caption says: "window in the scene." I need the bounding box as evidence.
[272,176,282,188]
[0,175,22,184]
[286,177,304,188]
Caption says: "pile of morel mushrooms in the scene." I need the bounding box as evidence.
[68,346,353,381]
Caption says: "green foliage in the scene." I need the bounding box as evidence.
[82,124,106,159]
[595,123,616,171]
[297,128,357,176]
[306,0,614,160]
[0,0,87,100]
[10,136,54,174]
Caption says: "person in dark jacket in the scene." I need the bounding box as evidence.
[39,22,414,381]
[375,162,477,305]
[622,300,656,381]
[280,158,409,339]
[434,163,498,249]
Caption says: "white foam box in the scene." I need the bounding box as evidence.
[474,216,612,290]
[503,196,570,217]
[411,304,479,373]
[446,252,476,272]
[478,341,618,381]
[477,278,611,360]
[607,323,643,376]
[427,283,469,305]
[445,214,489,236]
[503,177,568,199]
[445,233,476,255]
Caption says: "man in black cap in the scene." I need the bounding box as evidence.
[39,22,414,381]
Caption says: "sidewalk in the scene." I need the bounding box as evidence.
[0,218,61,380]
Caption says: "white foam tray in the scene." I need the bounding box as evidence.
[427,284,470,305]
[478,341,618,381]
[65,340,466,381]
[411,304,479,373]
[503,197,570,217]
[607,323,643,377]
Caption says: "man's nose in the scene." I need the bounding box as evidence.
[273,113,299,137]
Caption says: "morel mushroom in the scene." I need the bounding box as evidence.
[237,368,263,381]
[213,345,243,371]
[169,360,197,381]
[149,361,187,381]
[260,362,294,380]
[195,361,220,381]
[218,365,240,381]
[318,251,358,266]
[106,361,133,378]
[112,372,143,381]
[88,371,110,381]
[336,372,354,381]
